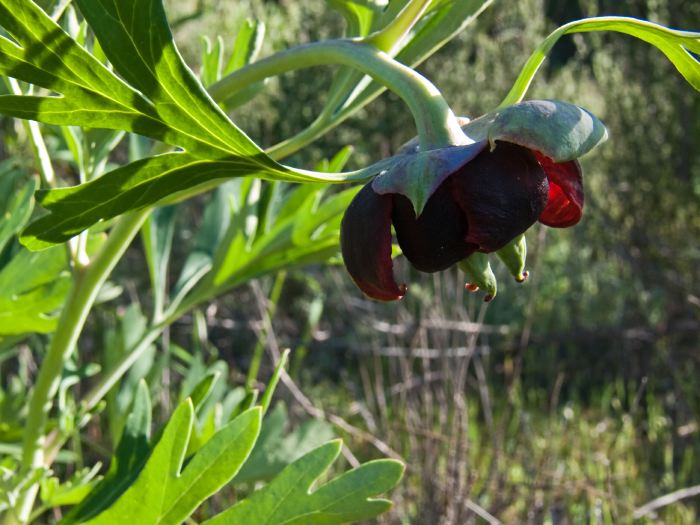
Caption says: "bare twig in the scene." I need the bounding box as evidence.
[279,368,403,461]
[353,346,490,359]
[632,485,700,520]
[465,499,502,524]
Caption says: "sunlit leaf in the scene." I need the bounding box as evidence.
[84,402,261,525]
[204,440,403,525]
[0,163,35,253]
[0,0,366,250]
[0,246,70,334]
[60,382,152,525]
[500,16,700,107]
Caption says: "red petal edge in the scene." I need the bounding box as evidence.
[340,183,406,301]
[535,152,584,228]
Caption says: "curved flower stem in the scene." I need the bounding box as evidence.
[259,0,434,159]
[498,16,700,109]
[327,0,433,113]
[266,0,432,158]
[209,39,466,150]
[12,210,149,524]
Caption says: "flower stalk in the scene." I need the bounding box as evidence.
[209,39,467,151]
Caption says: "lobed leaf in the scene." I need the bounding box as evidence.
[19,152,325,251]
[84,402,262,525]
[234,403,334,484]
[203,440,404,525]
[0,0,369,250]
[60,382,152,524]
[209,185,360,290]
[0,164,35,253]
[0,246,70,334]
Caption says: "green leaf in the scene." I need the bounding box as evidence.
[20,153,279,251]
[209,185,359,290]
[500,16,700,107]
[40,465,102,508]
[170,181,239,309]
[142,206,178,318]
[233,403,334,484]
[84,402,262,525]
[328,0,383,37]
[184,372,220,415]
[220,19,268,112]
[225,19,266,74]
[0,245,70,334]
[0,164,35,253]
[104,304,153,443]
[259,349,289,416]
[203,440,404,525]
[60,382,152,525]
[0,0,368,250]
[326,146,354,173]
[73,0,267,159]
[200,36,224,87]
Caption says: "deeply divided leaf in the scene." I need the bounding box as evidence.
[0,0,350,250]
[84,402,262,525]
[203,440,404,525]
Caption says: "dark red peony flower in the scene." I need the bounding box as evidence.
[340,100,606,301]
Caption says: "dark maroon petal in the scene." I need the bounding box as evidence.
[341,183,406,301]
[392,183,475,273]
[450,142,549,253]
[535,152,584,228]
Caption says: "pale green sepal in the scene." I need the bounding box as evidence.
[398,99,607,165]
[459,253,497,302]
[496,234,528,282]
[371,141,487,216]
[488,100,608,161]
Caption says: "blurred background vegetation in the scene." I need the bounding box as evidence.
[3,0,699,523]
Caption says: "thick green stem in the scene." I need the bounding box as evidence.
[209,39,466,150]
[13,210,149,524]
[322,0,431,118]
[266,0,434,159]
